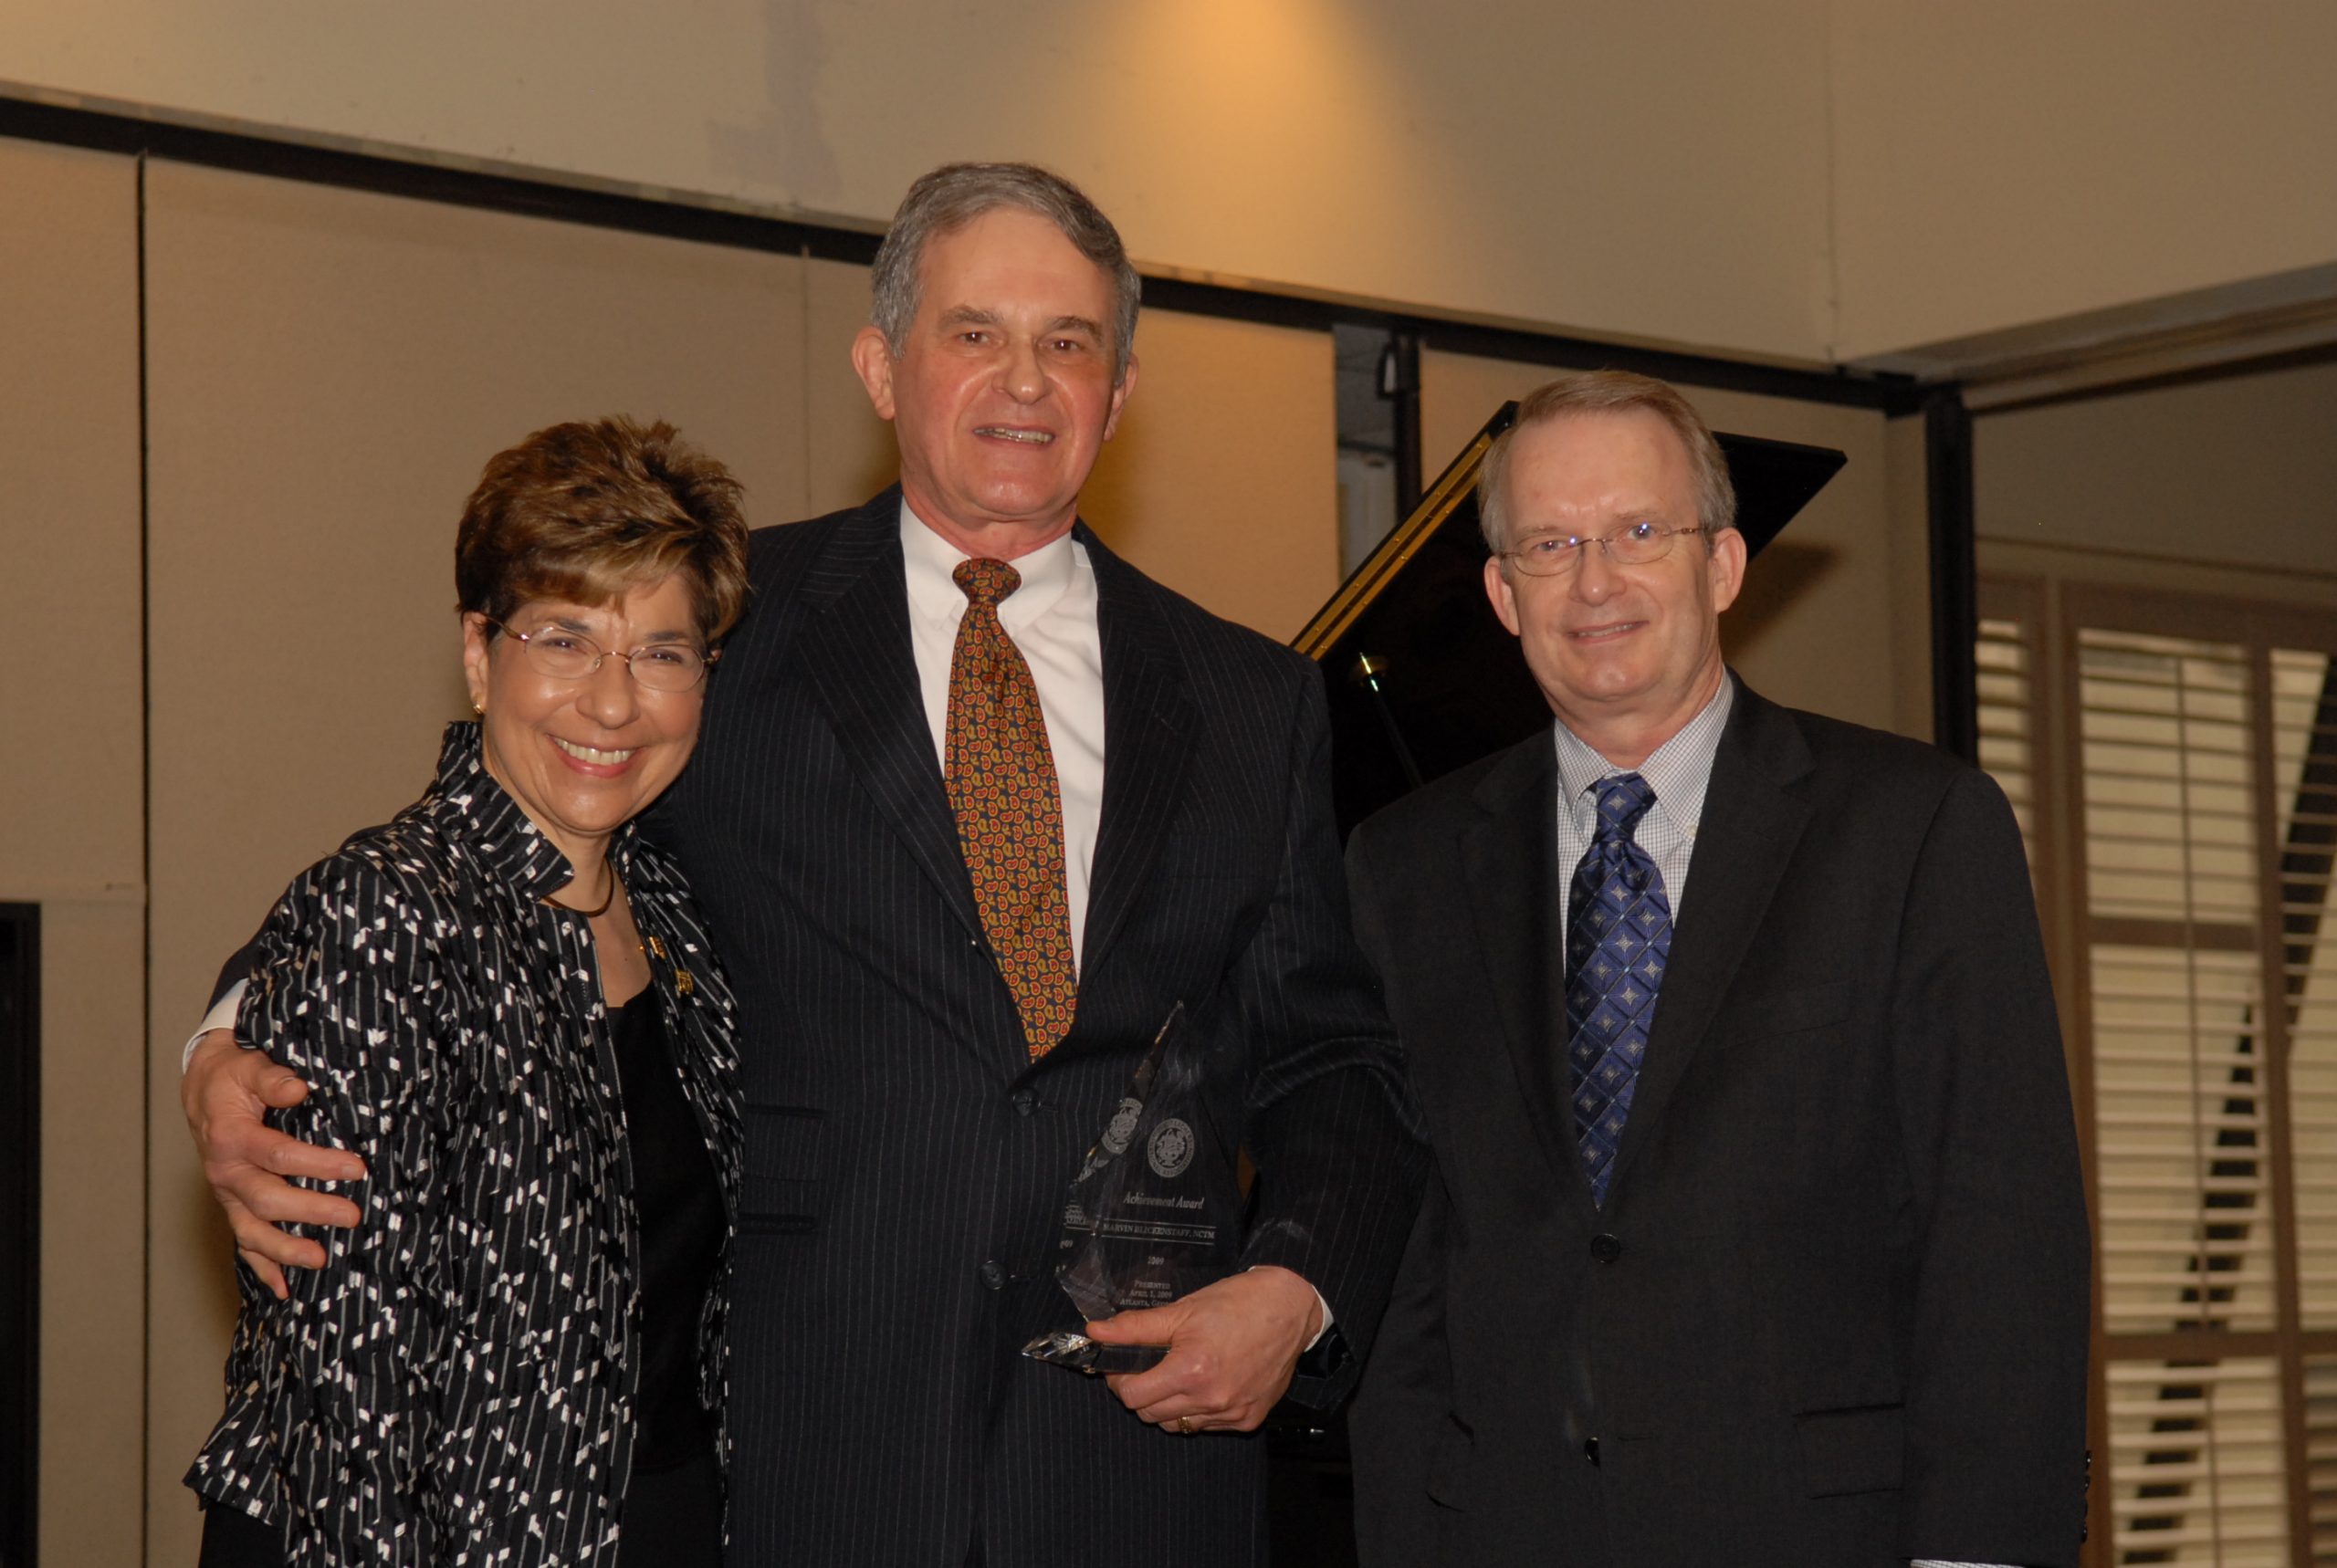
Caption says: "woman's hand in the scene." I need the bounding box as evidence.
[181,1030,366,1298]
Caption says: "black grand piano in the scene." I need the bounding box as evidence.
[1264,402,1846,1563]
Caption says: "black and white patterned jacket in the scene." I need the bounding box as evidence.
[186,721,742,1566]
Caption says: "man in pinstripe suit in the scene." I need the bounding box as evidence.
[186,162,1429,1565]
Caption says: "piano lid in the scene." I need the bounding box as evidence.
[1294,402,1846,836]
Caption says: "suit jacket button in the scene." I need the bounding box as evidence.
[979,1260,1008,1291]
[1583,1437,1600,1466]
[1590,1233,1622,1263]
[1011,1089,1039,1116]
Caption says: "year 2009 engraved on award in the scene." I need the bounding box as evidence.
[1022,1003,1240,1375]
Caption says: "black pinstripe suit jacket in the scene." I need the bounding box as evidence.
[654,490,1428,1566]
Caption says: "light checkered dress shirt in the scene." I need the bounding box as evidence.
[1551,673,2015,1568]
[1551,675,1734,955]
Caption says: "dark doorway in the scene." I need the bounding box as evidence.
[0,904,37,1568]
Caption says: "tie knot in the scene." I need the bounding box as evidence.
[955,557,1022,610]
[1592,773,1657,841]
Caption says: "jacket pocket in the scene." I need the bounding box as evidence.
[1794,1403,1904,1497]
[1425,1416,1474,1511]
[740,1104,824,1233]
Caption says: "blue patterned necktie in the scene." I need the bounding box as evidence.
[1565,773,1673,1207]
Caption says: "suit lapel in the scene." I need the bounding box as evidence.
[797,490,986,947]
[1606,684,1814,1197]
[1461,734,1598,1216]
[1079,527,1196,989]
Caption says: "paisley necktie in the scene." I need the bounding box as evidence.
[946,558,1079,1057]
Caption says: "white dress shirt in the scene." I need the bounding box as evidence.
[899,502,1105,972]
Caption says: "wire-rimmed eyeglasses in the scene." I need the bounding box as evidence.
[1499,522,1706,577]
[487,620,719,693]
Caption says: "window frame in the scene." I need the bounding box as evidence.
[1981,573,2337,1564]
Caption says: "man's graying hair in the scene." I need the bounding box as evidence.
[1478,371,1738,555]
[869,162,1141,382]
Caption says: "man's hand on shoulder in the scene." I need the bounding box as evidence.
[1088,1265,1323,1435]
[182,1028,366,1299]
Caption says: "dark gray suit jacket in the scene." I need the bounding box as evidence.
[655,491,1428,1566]
[1345,681,2089,1568]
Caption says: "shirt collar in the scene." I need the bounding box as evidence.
[899,498,1079,630]
[1552,671,1736,831]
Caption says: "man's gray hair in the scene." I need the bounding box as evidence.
[1478,371,1738,554]
[869,162,1141,382]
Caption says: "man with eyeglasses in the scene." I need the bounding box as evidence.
[1342,371,2089,1568]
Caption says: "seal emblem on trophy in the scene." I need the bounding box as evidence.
[1102,1097,1143,1156]
[1023,1003,1241,1375]
[1146,1118,1196,1180]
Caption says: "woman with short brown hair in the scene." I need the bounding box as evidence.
[187,417,749,1568]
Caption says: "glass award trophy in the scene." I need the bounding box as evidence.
[1023,1003,1242,1375]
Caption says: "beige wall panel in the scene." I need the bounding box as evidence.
[776,0,1837,363]
[1976,358,2337,577]
[5,0,785,228]
[1421,349,1918,737]
[0,140,145,897]
[140,161,810,1557]
[33,902,147,1568]
[1829,2,2337,361]
[1079,311,1339,643]
[803,256,900,517]
[16,1,2337,363]
[0,135,147,1568]
[8,0,1839,361]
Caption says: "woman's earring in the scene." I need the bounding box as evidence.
[471,699,485,716]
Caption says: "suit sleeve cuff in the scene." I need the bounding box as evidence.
[1305,1283,1335,1351]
